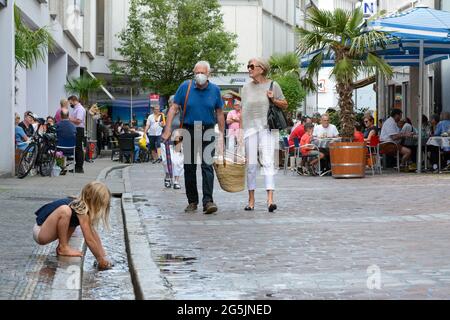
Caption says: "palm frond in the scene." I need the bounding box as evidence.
[65,75,104,104]
[333,9,351,34]
[15,5,54,69]
[331,57,357,84]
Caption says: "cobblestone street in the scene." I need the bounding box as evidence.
[129,164,450,299]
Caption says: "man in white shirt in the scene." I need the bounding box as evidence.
[144,105,165,163]
[313,114,339,138]
[380,109,413,167]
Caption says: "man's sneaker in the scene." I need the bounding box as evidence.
[184,203,198,213]
[203,202,218,215]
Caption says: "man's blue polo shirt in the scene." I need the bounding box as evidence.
[174,80,223,126]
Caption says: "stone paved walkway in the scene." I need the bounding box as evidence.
[128,163,450,299]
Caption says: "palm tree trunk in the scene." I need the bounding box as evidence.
[336,82,355,141]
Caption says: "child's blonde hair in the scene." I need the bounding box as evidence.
[79,181,111,229]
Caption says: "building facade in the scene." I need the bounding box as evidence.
[212,0,298,88]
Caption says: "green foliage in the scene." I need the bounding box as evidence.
[115,0,239,97]
[15,5,54,69]
[65,75,104,105]
[296,7,393,139]
[269,53,306,115]
[327,107,370,132]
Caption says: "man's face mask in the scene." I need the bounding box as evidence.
[194,73,208,86]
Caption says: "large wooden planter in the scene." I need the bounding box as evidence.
[329,142,366,179]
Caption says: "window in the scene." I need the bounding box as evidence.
[96,0,105,56]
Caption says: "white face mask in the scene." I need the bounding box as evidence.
[195,74,208,86]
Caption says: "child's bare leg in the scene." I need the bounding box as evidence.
[38,206,82,257]
[56,226,77,255]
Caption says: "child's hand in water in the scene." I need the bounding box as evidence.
[96,258,113,271]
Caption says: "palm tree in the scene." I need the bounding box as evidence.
[65,75,104,105]
[269,52,301,77]
[297,8,393,140]
[15,5,54,69]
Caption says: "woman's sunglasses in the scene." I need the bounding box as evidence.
[247,64,263,71]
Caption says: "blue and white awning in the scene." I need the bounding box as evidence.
[300,45,450,68]
[368,6,450,42]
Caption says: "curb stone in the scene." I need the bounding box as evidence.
[121,166,171,300]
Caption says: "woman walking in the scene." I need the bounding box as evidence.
[241,58,288,213]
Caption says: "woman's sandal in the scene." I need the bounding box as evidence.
[244,206,255,211]
[164,179,172,188]
[268,204,277,213]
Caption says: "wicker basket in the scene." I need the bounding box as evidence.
[213,155,246,193]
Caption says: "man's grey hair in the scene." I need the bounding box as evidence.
[168,95,175,105]
[194,61,211,73]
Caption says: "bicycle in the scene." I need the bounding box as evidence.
[17,117,57,179]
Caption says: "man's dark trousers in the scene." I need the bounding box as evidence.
[75,127,85,170]
[183,125,215,207]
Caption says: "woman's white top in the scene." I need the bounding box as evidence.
[241,80,284,138]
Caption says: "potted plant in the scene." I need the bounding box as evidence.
[52,151,65,177]
[297,8,393,178]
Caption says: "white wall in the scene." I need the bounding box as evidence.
[221,3,262,72]
[0,3,16,177]
[27,58,49,118]
[109,0,130,61]
[15,67,27,118]
[48,53,69,114]
[82,0,97,58]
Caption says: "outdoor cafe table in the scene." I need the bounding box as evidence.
[311,138,341,176]
[313,137,341,149]
[426,136,450,172]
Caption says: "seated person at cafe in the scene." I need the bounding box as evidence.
[19,111,36,138]
[399,117,418,165]
[354,122,365,143]
[56,110,77,156]
[313,114,339,138]
[301,123,325,175]
[363,115,378,143]
[15,113,30,151]
[379,109,413,168]
[430,112,450,171]
[120,124,141,163]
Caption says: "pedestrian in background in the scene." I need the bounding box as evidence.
[145,105,165,163]
[161,95,184,190]
[226,100,241,153]
[68,95,86,174]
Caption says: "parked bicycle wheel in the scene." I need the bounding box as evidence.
[39,145,56,177]
[17,144,38,179]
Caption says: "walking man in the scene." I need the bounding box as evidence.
[162,61,225,214]
[68,95,86,174]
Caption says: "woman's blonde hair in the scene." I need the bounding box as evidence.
[60,99,69,108]
[249,57,270,76]
[79,181,111,229]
